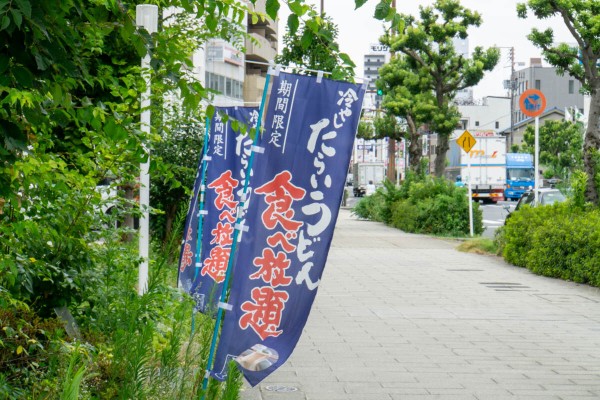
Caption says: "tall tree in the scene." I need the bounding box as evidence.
[377,55,437,173]
[517,0,600,204]
[520,120,584,182]
[381,0,500,177]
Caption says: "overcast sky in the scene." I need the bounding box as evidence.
[279,0,575,99]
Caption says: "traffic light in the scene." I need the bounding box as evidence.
[377,88,384,96]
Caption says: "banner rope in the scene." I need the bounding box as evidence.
[200,69,273,399]
[190,117,211,334]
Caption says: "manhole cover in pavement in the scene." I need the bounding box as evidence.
[264,385,298,392]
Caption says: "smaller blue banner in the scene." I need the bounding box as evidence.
[178,107,259,314]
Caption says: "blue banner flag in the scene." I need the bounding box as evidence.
[178,107,259,314]
[211,72,365,386]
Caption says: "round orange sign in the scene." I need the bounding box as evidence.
[519,89,546,118]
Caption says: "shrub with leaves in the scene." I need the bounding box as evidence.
[500,202,568,268]
[351,188,386,222]
[390,176,483,236]
[352,175,483,236]
[499,200,600,287]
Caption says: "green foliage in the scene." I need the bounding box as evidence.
[276,14,356,81]
[353,174,483,236]
[61,349,88,400]
[151,116,204,243]
[376,55,436,171]
[372,113,402,141]
[389,177,483,236]
[352,190,386,222]
[520,120,583,182]
[0,290,66,398]
[500,204,560,268]
[499,202,600,287]
[0,154,115,315]
[356,120,375,140]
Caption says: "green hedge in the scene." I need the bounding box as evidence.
[353,176,483,236]
[499,202,600,287]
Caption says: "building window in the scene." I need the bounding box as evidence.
[475,121,480,127]
[535,80,541,90]
[569,80,574,94]
[204,72,243,99]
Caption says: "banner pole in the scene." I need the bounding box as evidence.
[190,117,212,334]
[200,72,272,398]
[534,115,540,204]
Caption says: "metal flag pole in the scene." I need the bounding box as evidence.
[190,117,212,333]
[534,115,540,204]
[199,69,273,399]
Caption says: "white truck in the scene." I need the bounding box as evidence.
[447,131,506,203]
[352,162,385,197]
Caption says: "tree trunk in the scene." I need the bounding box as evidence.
[433,134,450,178]
[406,115,422,172]
[122,183,135,243]
[433,88,449,178]
[164,202,178,244]
[387,138,396,182]
[583,86,600,205]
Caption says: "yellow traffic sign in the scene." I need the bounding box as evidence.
[457,130,477,153]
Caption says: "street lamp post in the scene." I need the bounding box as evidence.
[502,47,516,151]
[136,4,158,295]
[386,0,397,183]
[509,47,515,150]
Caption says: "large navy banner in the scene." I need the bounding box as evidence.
[178,107,259,313]
[211,72,365,386]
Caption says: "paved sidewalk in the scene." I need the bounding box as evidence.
[241,209,600,400]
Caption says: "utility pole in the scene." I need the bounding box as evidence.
[509,46,515,151]
[386,0,397,183]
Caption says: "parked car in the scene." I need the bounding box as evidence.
[515,188,566,209]
[504,188,567,223]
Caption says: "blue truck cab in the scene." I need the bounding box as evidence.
[505,153,534,201]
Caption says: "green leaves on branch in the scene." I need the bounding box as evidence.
[265,0,280,20]
[276,14,356,81]
[355,0,369,9]
[374,1,391,20]
[520,120,584,182]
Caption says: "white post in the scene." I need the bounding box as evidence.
[136,4,158,295]
[534,116,540,205]
[467,154,473,237]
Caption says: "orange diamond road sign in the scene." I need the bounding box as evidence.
[457,130,476,153]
